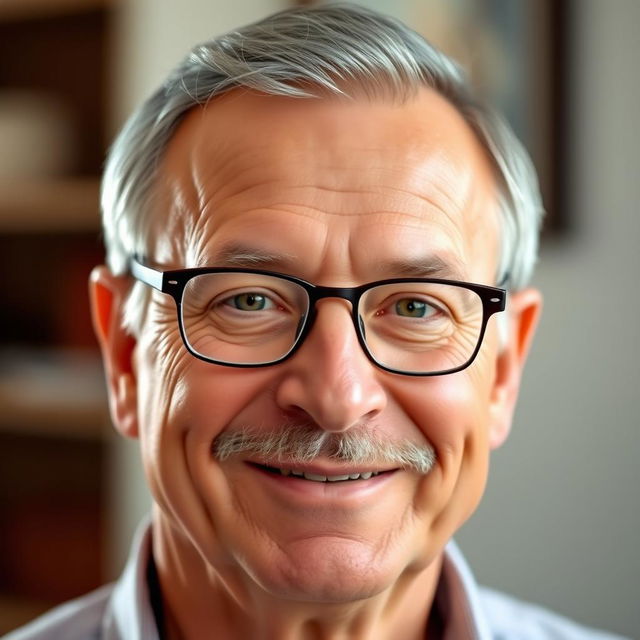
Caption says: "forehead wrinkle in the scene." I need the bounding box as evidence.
[170,157,299,267]
[194,157,473,228]
[195,158,285,207]
[155,89,499,278]
[249,188,463,221]
[190,152,266,216]
[191,126,468,216]
[351,212,469,278]
[159,183,472,276]
[171,105,478,217]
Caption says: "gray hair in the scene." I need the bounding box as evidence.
[213,423,436,475]
[101,4,543,332]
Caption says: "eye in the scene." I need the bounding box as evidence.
[394,298,436,318]
[225,292,275,311]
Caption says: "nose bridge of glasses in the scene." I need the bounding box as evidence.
[303,285,363,340]
[310,285,360,309]
[308,286,363,327]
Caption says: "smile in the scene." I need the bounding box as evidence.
[251,462,389,483]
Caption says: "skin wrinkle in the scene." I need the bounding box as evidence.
[201,210,469,286]
[393,378,460,522]
[189,375,300,571]
[143,405,180,526]
[180,431,224,557]
[198,176,282,212]
[193,150,476,225]
[428,431,488,549]
[139,295,218,550]
[112,88,538,640]
[180,100,482,231]
[202,179,464,221]
[192,147,282,209]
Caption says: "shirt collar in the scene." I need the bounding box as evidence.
[103,518,159,640]
[103,521,490,640]
[438,540,493,640]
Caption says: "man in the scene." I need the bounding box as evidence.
[8,5,626,640]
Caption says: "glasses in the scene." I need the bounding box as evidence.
[130,258,506,376]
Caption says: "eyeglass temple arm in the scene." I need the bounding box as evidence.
[130,257,164,291]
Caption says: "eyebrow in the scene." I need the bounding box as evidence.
[377,256,467,281]
[210,243,466,281]
[212,243,298,269]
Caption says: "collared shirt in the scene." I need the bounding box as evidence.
[5,522,628,640]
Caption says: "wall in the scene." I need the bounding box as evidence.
[457,2,640,636]
[108,1,640,636]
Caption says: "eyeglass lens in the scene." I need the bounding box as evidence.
[180,273,485,374]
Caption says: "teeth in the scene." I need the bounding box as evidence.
[277,468,380,482]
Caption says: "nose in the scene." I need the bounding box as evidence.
[274,300,387,432]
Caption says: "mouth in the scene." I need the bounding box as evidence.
[248,462,393,483]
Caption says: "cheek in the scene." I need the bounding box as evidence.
[134,318,282,543]
[134,295,277,446]
[133,322,194,518]
[171,364,283,437]
[387,369,494,553]
[392,372,492,459]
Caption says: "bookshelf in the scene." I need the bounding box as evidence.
[0,0,113,633]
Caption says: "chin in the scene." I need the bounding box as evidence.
[243,535,407,604]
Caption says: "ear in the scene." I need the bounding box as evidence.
[488,288,542,449]
[89,265,139,439]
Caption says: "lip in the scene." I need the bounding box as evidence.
[244,460,400,501]
[245,458,398,477]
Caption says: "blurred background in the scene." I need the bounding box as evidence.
[0,0,637,636]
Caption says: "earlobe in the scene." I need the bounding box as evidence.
[488,288,542,449]
[89,266,139,439]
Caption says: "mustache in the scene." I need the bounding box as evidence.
[212,423,436,474]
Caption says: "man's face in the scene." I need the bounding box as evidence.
[112,88,523,602]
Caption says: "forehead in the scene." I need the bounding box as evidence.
[152,88,499,282]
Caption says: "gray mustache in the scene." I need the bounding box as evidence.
[213,424,436,474]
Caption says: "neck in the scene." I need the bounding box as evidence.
[150,512,444,640]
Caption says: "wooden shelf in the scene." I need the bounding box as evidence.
[0,348,108,439]
[0,1,111,626]
[0,178,101,232]
[0,0,111,23]
[0,398,109,440]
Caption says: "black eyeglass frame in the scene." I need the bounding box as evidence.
[130,257,507,377]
